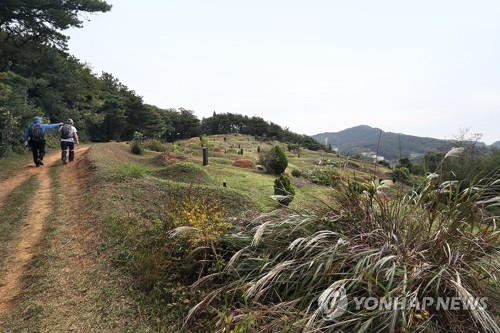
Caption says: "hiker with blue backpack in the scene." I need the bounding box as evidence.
[23,116,63,167]
[60,119,79,164]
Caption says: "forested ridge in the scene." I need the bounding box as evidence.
[0,0,321,157]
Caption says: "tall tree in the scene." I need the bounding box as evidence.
[0,0,111,49]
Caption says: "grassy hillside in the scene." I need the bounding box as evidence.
[1,136,497,333]
[43,137,384,331]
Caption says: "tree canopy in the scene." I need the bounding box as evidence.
[0,0,111,49]
[200,112,323,151]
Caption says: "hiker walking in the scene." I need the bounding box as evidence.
[60,119,79,164]
[23,116,63,167]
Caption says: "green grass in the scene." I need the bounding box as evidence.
[0,175,36,277]
[0,152,32,181]
[151,162,213,185]
[0,138,398,332]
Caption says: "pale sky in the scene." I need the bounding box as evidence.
[68,0,500,144]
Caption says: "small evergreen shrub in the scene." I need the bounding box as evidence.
[199,135,208,147]
[259,145,288,175]
[273,174,295,206]
[130,131,144,155]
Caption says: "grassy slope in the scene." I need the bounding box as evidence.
[172,134,389,211]
[0,137,392,332]
[81,138,390,331]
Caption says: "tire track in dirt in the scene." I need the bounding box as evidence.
[0,147,89,324]
[32,147,99,331]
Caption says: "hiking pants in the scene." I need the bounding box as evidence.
[30,140,46,166]
[61,141,75,162]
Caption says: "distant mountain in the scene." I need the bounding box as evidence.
[313,125,456,161]
[492,141,500,148]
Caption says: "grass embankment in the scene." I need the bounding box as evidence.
[81,142,267,331]
[96,137,497,333]
[0,137,395,332]
[168,134,387,211]
[75,139,393,331]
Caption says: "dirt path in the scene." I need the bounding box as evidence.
[0,153,61,209]
[0,147,89,324]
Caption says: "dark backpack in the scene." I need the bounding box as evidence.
[30,125,44,142]
[61,124,73,139]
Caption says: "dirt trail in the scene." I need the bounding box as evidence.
[31,147,101,331]
[0,147,89,324]
[0,152,61,208]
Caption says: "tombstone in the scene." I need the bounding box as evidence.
[202,147,208,166]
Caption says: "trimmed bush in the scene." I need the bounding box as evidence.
[273,174,295,206]
[259,145,288,175]
[130,131,144,155]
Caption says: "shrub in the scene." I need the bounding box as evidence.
[187,173,500,332]
[305,167,340,186]
[168,192,230,246]
[143,139,166,152]
[393,166,412,184]
[291,168,302,178]
[130,131,144,155]
[377,159,391,168]
[259,145,288,175]
[199,135,208,147]
[273,174,295,206]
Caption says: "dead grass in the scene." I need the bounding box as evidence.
[232,159,255,169]
[161,151,188,165]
